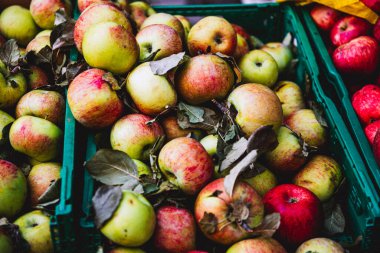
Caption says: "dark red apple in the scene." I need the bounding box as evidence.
[373,131,380,165]
[361,0,380,14]
[333,36,379,75]
[374,18,380,42]
[154,206,196,253]
[231,24,250,41]
[330,16,372,46]
[365,120,380,145]
[352,84,380,124]
[263,184,322,247]
[310,5,342,32]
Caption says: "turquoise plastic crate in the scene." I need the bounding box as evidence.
[79,4,380,252]
[299,8,380,194]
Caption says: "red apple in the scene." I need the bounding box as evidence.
[129,1,156,29]
[141,13,185,43]
[231,24,250,41]
[78,0,110,12]
[352,84,380,124]
[361,0,380,14]
[30,0,72,29]
[330,16,372,46]
[28,65,50,89]
[158,137,213,195]
[332,36,379,76]
[175,54,235,105]
[67,68,124,128]
[25,35,50,53]
[154,206,196,253]
[263,184,322,246]
[233,34,250,60]
[310,5,342,32]
[161,116,193,141]
[373,130,380,165]
[226,238,287,253]
[374,18,380,42]
[365,120,380,145]
[194,178,264,245]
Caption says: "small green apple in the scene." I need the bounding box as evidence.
[200,134,218,156]
[243,167,277,196]
[262,42,293,73]
[0,110,14,140]
[130,1,156,28]
[274,81,305,118]
[141,13,185,43]
[126,62,177,115]
[133,159,152,177]
[0,6,38,46]
[14,210,53,253]
[294,155,343,202]
[0,231,12,253]
[238,49,279,88]
[0,63,28,109]
[100,190,156,247]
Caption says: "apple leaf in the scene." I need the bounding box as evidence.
[308,101,328,128]
[102,72,121,91]
[145,105,174,126]
[228,200,251,225]
[0,218,30,253]
[85,149,139,186]
[178,102,205,123]
[140,49,161,63]
[247,125,278,154]
[64,60,89,84]
[323,202,345,235]
[149,52,189,75]
[251,213,281,237]
[50,9,75,50]
[220,137,248,172]
[199,212,218,234]
[38,178,61,205]
[215,52,242,83]
[0,39,21,71]
[224,149,258,196]
[177,102,219,132]
[122,179,144,194]
[287,125,317,158]
[240,163,267,179]
[92,185,122,229]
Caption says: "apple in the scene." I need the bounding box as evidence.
[374,130,380,165]
[231,24,250,42]
[30,0,71,29]
[243,167,277,197]
[352,84,380,124]
[175,15,191,38]
[227,238,287,253]
[238,50,278,87]
[141,13,185,43]
[136,24,183,62]
[133,159,152,177]
[310,5,342,32]
[110,114,164,161]
[264,126,307,174]
[14,210,53,253]
[74,3,133,53]
[16,90,65,126]
[0,160,27,218]
[333,36,379,75]
[365,120,380,145]
[78,0,110,12]
[28,65,50,89]
[82,22,139,75]
[0,231,12,253]
[154,206,196,253]
[158,137,213,195]
[0,65,28,109]
[126,62,177,115]
[28,162,61,206]
[285,109,327,148]
[195,178,264,245]
[233,34,250,60]
[296,238,344,253]
[187,251,208,253]
[161,116,196,141]
[9,116,62,162]
[36,30,52,38]
[67,68,124,128]
[0,6,38,46]
[0,110,14,140]
[274,81,305,118]
[200,134,218,156]
[294,155,342,202]
[25,35,51,53]
[129,1,156,29]
[109,248,145,253]
[361,0,380,14]
[261,42,293,73]
[176,54,235,105]
[330,16,372,47]
[228,83,283,136]
[263,184,322,246]
[187,16,236,56]
[374,18,380,42]
[100,190,156,247]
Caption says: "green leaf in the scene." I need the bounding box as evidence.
[177,103,219,132]
[140,49,161,63]
[38,178,61,205]
[92,185,122,229]
[178,102,205,123]
[149,52,189,75]
[199,212,218,234]
[249,35,264,49]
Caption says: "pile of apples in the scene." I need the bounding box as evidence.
[310,4,380,167]
[0,0,74,253]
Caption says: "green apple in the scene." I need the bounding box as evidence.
[110,114,164,161]
[285,109,327,148]
[296,237,344,253]
[0,62,28,109]
[200,134,218,156]
[274,81,305,118]
[233,34,250,60]
[175,15,191,39]
[0,110,14,140]
[36,30,52,38]
[82,22,139,75]
[28,162,61,206]
[130,1,156,28]
[100,190,156,247]
[141,13,185,43]
[14,210,53,253]
[243,167,277,196]
[262,42,293,73]
[126,62,177,115]
[264,126,307,174]
[25,35,50,53]
[136,24,183,62]
[238,49,279,88]
[294,155,343,202]
[109,247,146,253]
[30,0,71,29]
[28,65,50,89]
[9,116,62,162]
[133,159,152,177]
[16,90,65,126]
[0,231,12,253]
[0,160,27,218]
[0,6,38,46]
[228,83,283,136]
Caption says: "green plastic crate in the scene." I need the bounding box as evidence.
[299,8,380,194]
[79,4,380,252]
